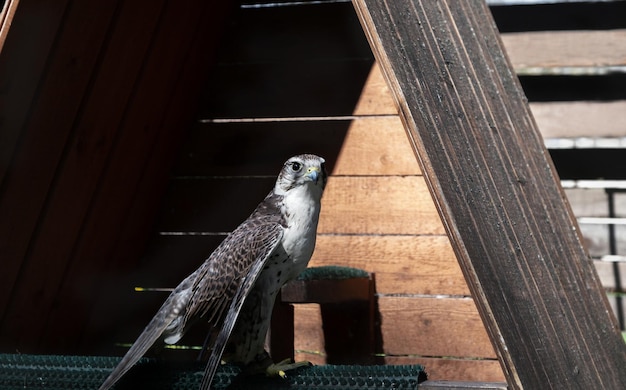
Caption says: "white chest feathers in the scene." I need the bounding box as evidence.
[280,183,322,276]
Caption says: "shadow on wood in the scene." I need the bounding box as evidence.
[270,267,382,365]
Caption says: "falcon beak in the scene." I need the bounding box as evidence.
[306,166,321,183]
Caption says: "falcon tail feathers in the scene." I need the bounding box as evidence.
[98,306,178,390]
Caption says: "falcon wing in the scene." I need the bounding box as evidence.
[99,214,283,390]
[200,223,284,390]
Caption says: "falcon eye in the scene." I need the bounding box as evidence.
[290,162,302,172]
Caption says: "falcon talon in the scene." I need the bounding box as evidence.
[265,358,312,379]
[98,155,327,390]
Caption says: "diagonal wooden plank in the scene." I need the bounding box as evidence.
[352,0,626,389]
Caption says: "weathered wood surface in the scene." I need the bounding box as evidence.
[501,29,626,74]
[352,0,626,389]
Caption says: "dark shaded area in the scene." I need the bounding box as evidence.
[198,1,374,119]
[173,121,350,177]
[271,270,384,366]
[520,74,626,102]
[491,1,626,32]
[320,301,380,365]
[0,0,237,356]
[550,149,626,180]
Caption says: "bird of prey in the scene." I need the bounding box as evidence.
[99,154,327,390]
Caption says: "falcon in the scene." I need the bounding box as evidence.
[99,154,327,390]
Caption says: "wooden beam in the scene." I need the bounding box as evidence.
[352,1,626,389]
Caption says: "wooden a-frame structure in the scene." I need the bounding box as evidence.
[1,0,625,388]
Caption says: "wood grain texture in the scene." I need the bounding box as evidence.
[501,29,626,72]
[311,235,468,295]
[352,64,396,115]
[334,116,422,175]
[293,304,326,366]
[292,297,497,363]
[353,0,626,388]
[594,260,626,292]
[319,176,445,235]
[377,297,495,358]
[180,116,419,176]
[530,101,626,139]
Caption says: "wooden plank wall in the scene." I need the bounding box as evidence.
[0,0,234,355]
[127,0,626,383]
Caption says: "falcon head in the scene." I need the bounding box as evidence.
[275,154,327,196]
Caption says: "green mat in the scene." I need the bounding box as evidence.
[0,354,426,389]
[295,266,370,281]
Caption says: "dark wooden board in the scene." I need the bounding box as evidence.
[0,0,235,354]
[352,0,626,388]
[0,0,122,347]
